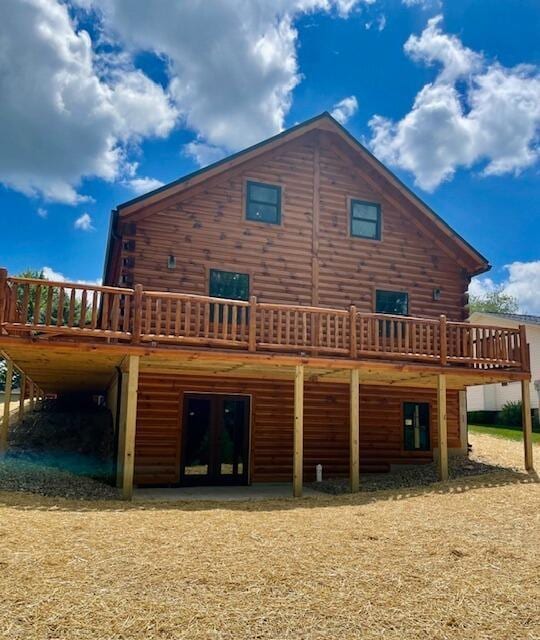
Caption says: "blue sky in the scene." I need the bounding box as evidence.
[1,0,539,310]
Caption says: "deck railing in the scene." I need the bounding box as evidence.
[0,271,529,371]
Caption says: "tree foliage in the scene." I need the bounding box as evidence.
[469,288,519,314]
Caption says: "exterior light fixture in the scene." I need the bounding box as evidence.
[167,255,176,269]
[433,288,441,301]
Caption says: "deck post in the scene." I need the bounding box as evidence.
[132,284,143,343]
[28,380,34,412]
[437,374,448,481]
[349,306,357,358]
[293,364,304,497]
[350,368,360,492]
[521,379,534,471]
[248,296,257,352]
[18,372,26,421]
[458,390,468,453]
[0,268,7,326]
[118,355,140,500]
[439,315,447,366]
[1,358,14,454]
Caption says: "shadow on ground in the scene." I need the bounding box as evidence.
[1,468,537,515]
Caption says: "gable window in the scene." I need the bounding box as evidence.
[375,290,409,316]
[246,181,281,224]
[350,199,381,240]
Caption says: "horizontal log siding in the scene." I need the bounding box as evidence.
[317,136,468,320]
[119,131,468,321]
[134,373,460,486]
[126,138,316,305]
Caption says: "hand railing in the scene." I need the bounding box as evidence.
[137,289,250,347]
[0,269,529,371]
[0,274,133,339]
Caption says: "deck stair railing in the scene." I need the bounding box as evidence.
[0,270,529,371]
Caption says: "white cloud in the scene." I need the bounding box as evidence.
[74,0,371,158]
[126,176,164,195]
[74,212,94,230]
[469,260,540,315]
[0,0,177,204]
[37,207,48,218]
[365,14,385,31]
[331,96,359,125]
[42,265,102,286]
[402,0,442,8]
[184,141,228,168]
[369,15,540,191]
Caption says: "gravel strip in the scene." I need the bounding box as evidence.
[0,458,120,500]
[311,455,506,495]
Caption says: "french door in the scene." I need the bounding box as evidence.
[180,394,250,485]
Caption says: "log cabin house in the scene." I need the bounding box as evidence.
[0,113,534,498]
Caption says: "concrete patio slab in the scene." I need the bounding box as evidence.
[134,483,325,502]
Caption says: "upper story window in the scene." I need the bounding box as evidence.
[246,180,282,225]
[209,269,249,301]
[350,199,381,240]
[375,290,409,316]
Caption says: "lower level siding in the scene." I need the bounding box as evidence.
[134,373,460,486]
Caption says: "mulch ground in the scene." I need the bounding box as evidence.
[0,434,538,639]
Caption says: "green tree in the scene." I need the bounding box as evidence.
[0,359,20,391]
[469,288,519,314]
[14,268,85,326]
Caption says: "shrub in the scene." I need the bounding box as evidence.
[467,410,498,425]
[499,401,523,427]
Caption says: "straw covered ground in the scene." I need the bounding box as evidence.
[0,434,539,640]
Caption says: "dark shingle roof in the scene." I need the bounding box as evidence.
[474,312,540,325]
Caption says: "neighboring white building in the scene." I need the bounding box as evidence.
[467,312,540,415]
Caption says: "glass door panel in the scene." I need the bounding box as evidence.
[219,398,247,480]
[182,397,212,480]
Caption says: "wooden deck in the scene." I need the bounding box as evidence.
[0,271,530,373]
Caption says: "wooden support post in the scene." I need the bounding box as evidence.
[437,374,448,481]
[349,305,357,358]
[519,325,529,372]
[18,373,26,421]
[118,355,140,500]
[132,284,143,343]
[439,315,447,366]
[28,380,34,412]
[350,368,360,492]
[293,364,304,497]
[106,372,120,436]
[1,358,14,453]
[248,296,257,352]
[0,268,7,326]
[458,390,468,454]
[521,379,534,471]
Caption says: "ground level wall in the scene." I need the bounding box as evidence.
[133,373,461,486]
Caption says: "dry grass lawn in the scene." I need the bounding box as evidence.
[0,434,539,639]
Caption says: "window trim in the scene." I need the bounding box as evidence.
[373,288,410,316]
[245,179,282,225]
[348,197,382,241]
